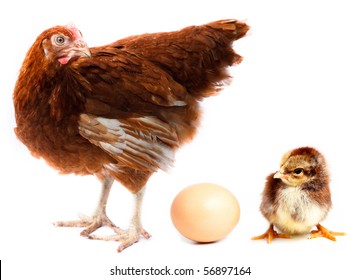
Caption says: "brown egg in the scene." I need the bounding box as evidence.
[170,183,240,243]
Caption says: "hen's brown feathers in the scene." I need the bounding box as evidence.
[13,19,249,192]
[111,19,248,98]
[76,48,189,108]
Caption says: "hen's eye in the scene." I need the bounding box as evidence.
[293,168,303,175]
[55,35,66,46]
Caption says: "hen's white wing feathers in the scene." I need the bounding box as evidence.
[78,114,178,172]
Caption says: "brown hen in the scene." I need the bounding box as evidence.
[13,19,249,252]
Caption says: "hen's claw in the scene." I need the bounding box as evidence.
[117,228,151,252]
[86,227,151,252]
[53,213,120,237]
[54,185,149,252]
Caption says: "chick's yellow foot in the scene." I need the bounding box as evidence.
[53,213,120,237]
[252,224,291,243]
[88,227,151,252]
[309,224,345,241]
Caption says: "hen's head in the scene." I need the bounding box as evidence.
[29,25,91,66]
[14,25,91,119]
[273,147,329,187]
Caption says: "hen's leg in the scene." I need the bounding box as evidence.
[309,224,345,241]
[117,187,151,252]
[89,187,151,252]
[54,177,120,235]
[252,224,291,244]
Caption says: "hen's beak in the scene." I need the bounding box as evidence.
[58,39,91,64]
[72,39,91,57]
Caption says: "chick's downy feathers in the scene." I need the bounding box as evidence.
[252,147,345,243]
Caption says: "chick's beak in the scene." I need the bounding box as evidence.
[273,171,283,179]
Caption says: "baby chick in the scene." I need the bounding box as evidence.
[252,147,345,243]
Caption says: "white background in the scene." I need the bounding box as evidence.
[1,0,359,279]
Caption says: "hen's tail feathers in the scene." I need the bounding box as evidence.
[206,19,249,42]
[186,19,249,98]
[114,19,249,100]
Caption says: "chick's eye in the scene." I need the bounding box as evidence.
[293,168,303,175]
[55,35,66,45]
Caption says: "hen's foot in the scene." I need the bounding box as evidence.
[252,224,291,244]
[53,213,120,237]
[88,227,151,252]
[309,224,345,241]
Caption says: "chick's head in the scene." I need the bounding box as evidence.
[274,147,328,187]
